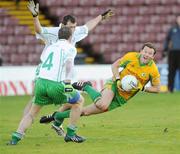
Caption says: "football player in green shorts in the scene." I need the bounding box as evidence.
[8,27,86,145]
[23,0,114,117]
[21,0,114,136]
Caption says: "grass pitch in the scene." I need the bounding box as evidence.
[0,92,180,154]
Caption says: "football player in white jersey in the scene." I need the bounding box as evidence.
[24,0,113,114]
[28,0,114,63]
[22,0,114,136]
[8,27,86,145]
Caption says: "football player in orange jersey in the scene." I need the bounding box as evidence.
[40,42,161,126]
[78,42,161,115]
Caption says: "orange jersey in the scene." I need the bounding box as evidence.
[117,52,160,100]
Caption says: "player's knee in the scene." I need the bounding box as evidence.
[71,101,79,109]
[81,110,90,116]
[81,103,108,116]
[71,96,84,110]
[95,102,108,111]
[72,95,84,108]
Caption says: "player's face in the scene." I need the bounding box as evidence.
[139,46,155,64]
[62,21,77,33]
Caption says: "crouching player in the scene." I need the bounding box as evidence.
[7,27,85,145]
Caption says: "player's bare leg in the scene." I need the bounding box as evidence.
[69,96,84,125]
[8,104,42,145]
[18,104,42,133]
[23,84,35,116]
[23,98,33,116]
[59,103,71,111]
[82,89,114,116]
[64,95,86,143]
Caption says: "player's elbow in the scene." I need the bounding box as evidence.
[34,25,42,34]
[155,85,161,93]
[96,102,109,111]
[35,28,42,34]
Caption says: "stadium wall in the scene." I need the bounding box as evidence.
[0,64,178,96]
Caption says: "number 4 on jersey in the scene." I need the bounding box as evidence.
[42,52,54,70]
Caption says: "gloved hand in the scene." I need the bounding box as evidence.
[101,9,114,20]
[27,0,39,17]
[116,79,123,91]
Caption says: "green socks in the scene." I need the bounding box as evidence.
[67,125,77,136]
[53,110,70,127]
[53,120,64,127]
[53,112,78,137]
[11,132,23,144]
[84,85,101,102]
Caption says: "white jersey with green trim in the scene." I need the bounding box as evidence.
[36,25,88,61]
[38,39,76,82]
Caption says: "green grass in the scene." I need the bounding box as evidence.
[0,92,180,154]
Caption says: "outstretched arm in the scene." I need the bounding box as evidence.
[27,0,42,33]
[32,16,42,34]
[111,58,124,90]
[85,9,114,31]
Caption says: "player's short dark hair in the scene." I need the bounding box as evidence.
[62,15,76,25]
[58,27,72,40]
[142,42,157,55]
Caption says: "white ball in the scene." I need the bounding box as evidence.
[121,75,138,91]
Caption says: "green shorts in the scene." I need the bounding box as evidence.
[105,79,127,111]
[33,78,67,106]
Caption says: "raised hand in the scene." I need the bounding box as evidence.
[27,0,39,17]
[101,9,114,20]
